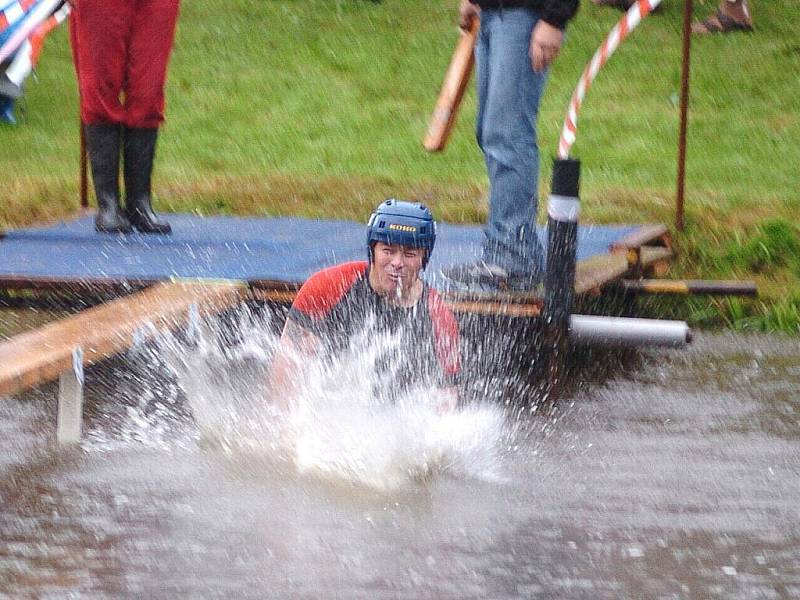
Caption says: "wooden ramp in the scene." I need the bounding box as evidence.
[0,281,247,442]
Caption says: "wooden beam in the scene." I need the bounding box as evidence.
[609,224,672,252]
[249,287,299,304]
[640,246,674,277]
[574,254,630,295]
[0,275,154,294]
[56,348,84,444]
[0,281,247,398]
[445,300,541,318]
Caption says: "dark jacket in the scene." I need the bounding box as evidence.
[470,0,580,29]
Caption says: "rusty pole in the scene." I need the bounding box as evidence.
[79,121,88,209]
[675,0,693,232]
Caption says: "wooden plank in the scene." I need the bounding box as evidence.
[640,246,673,267]
[640,246,674,277]
[423,19,479,152]
[250,288,298,304]
[0,275,155,293]
[446,300,541,318]
[0,281,247,398]
[574,254,630,295]
[57,355,84,444]
[439,287,542,305]
[609,224,671,251]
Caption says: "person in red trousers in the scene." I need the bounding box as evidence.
[70,0,179,234]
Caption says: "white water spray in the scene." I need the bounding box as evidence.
[284,322,510,490]
[127,306,517,492]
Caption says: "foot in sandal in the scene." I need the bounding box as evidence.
[692,0,753,34]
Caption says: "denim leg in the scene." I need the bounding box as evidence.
[475,8,547,276]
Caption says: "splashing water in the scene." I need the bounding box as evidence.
[124,305,516,492]
[286,322,511,490]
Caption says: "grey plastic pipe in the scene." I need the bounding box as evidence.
[570,315,692,347]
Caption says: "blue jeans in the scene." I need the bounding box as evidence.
[475,7,548,276]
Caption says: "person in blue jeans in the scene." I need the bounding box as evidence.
[442,0,579,291]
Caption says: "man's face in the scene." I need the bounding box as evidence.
[370,242,425,296]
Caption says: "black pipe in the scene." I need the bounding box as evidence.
[542,158,581,388]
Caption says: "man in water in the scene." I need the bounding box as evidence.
[268,199,461,409]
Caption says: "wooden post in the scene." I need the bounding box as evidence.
[675,0,693,232]
[79,121,88,209]
[56,346,84,444]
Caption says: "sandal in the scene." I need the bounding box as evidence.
[692,9,753,34]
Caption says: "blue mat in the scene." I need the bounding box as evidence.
[0,214,638,285]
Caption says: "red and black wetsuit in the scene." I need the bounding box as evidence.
[289,262,461,394]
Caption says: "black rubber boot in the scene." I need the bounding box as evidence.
[85,123,131,233]
[123,127,171,234]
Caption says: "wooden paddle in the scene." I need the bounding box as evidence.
[423,18,479,152]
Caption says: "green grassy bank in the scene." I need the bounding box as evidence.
[3,0,799,332]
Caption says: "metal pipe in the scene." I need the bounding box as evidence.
[621,279,758,296]
[570,314,691,347]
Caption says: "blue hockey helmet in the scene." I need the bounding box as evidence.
[366,199,437,268]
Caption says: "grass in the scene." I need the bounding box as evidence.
[2,0,799,332]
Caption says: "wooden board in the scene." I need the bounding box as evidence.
[609,224,671,252]
[0,281,247,398]
[423,19,479,152]
[444,300,542,318]
[575,253,632,295]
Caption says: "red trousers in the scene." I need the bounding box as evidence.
[70,0,180,128]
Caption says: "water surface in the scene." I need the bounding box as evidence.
[1,320,798,599]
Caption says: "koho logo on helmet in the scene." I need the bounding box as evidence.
[388,224,417,233]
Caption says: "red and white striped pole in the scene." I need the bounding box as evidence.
[557,0,664,160]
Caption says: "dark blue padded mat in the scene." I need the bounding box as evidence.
[0,214,638,284]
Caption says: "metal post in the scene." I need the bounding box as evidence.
[57,347,85,444]
[543,158,581,390]
[675,0,693,232]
